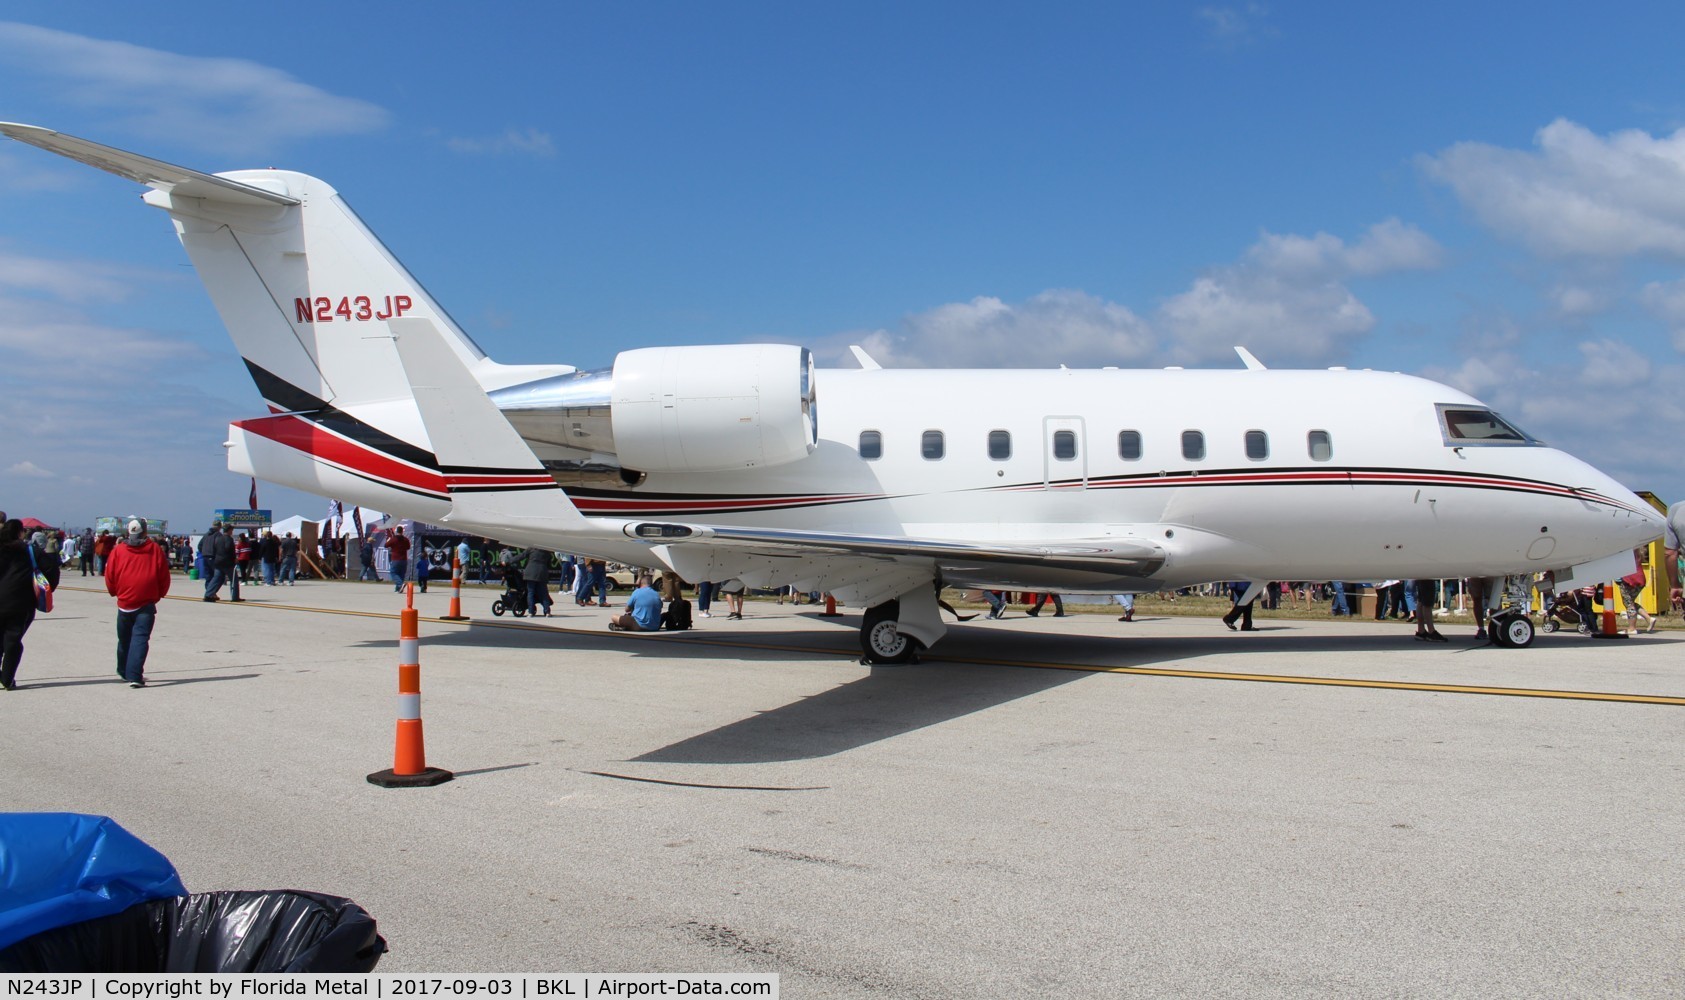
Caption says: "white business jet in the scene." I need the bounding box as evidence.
[1,123,1663,660]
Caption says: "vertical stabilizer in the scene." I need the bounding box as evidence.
[0,123,555,521]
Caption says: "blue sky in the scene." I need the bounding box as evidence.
[3,2,1685,529]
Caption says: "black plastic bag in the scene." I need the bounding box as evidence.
[0,890,386,973]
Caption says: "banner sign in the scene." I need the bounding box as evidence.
[213,508,272,528]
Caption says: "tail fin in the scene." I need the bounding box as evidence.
[2,123,572,519]
[0,122,491,412]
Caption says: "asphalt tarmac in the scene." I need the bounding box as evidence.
[7,580,1683,997]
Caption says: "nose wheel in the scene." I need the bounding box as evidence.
[1489,612,1534,648]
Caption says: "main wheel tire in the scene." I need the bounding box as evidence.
[860,600,917,664]
[1500,615,1535,649]
[492,599,506,617]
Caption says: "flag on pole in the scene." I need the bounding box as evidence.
[327,499,343,540]
[248,477,258,511]
[352,505,365,540]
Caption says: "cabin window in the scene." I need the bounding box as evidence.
[1052,430,1078,460]
[1182,430,1205,461]
[1437,405,1533,445]
[1118,430,1142,461]
[988,430,1011,460]
[1307,430,1332,462]
[859,430,882,460]
[1244,429,1268,461]
[922,430,945,460]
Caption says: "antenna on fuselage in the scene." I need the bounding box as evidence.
[849,345,883,370]
[1234,346,1267,370]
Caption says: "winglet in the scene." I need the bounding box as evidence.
[1234,346,1267,371]
[0,122,299,206]
[387,316,587,531]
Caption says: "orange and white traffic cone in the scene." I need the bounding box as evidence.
[441,554,469,621]
[1592,582,1628,639]
[368,583,454,787]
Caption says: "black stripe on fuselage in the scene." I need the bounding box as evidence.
[243,359,552,478]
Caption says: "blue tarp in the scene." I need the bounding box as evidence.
[0,814,186,950]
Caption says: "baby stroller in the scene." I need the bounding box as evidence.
[491,565,529,618]
[1541,588,1592,634]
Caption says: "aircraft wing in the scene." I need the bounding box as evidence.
[625,520,1167,577]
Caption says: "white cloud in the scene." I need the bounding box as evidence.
[0,149,77,194]
[1577,337,1652,388]
[446,128,557,157]
[823,289,1155,369]
[0,251,149,302]
[0,294,206,367]
[1422,118,1685,258]
[1548,284,1608,319]
[1197,4,1276,47]
[1639,277,1685,351]
[0,21,390,155]
[1159,220,1441,364]
[816,220,1441,371]
[5,461,54,478]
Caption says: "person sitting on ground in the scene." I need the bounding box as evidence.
[609,575,664,632]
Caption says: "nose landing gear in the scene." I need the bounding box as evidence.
[1488,611,1534,648]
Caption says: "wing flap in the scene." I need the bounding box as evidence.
[625,521,1167,576]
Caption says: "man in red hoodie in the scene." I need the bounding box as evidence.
[105,518,171,688]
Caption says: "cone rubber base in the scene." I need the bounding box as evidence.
[440,615,470,621]
[367,767,454,787]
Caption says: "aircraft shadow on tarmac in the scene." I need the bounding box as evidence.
[632,659,1088,764]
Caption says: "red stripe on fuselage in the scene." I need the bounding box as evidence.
[237,414,556,495]
[236,414,449,497]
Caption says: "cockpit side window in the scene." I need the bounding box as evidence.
[1436,404,1537,446]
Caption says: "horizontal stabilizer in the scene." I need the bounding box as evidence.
[0,122,298,206]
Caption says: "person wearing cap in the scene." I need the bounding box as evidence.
[105,518,171,688]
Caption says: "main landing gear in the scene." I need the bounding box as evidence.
[858,587,947,665]
[861,600,920,664]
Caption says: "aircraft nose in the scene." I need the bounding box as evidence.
[1635,500,1668,542]
[1581,479,1665,546]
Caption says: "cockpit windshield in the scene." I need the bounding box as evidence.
[1437,404,1537,446]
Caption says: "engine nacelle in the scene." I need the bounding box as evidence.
[609,344,816,473]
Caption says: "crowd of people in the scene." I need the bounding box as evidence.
[3,504,1684,695]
